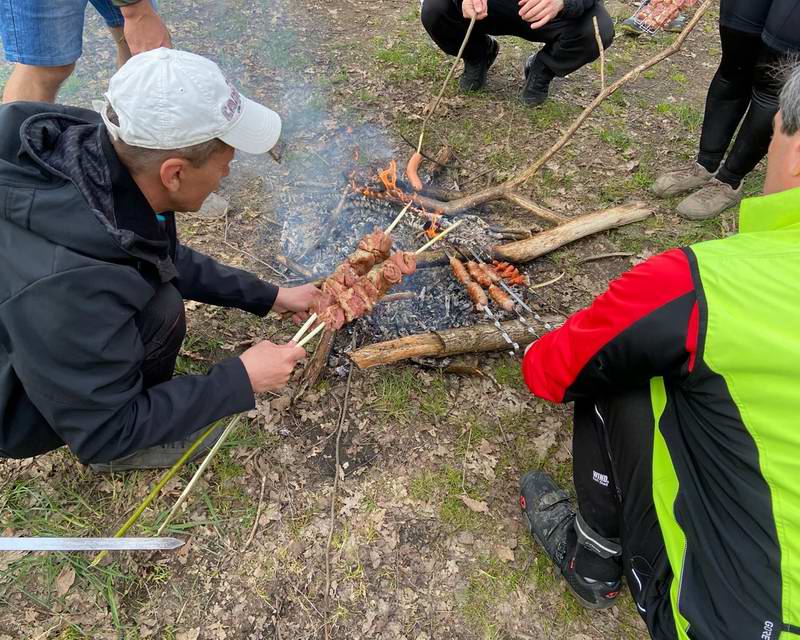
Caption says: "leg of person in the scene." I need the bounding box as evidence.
[521,3,615,107]
[652,25,761,199]
[679,43,783,219]
[0,0,87,103]
[520,388,677,637]
[89,0,131,68]
[89,284,222,473]
[519,399,623,610]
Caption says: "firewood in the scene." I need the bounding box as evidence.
[492,202,652,263]
[349,321,537,369]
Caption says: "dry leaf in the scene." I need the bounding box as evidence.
[0,550,28,571]
[176,629,201,640]
[55,565,75,596]
[459,494,489,513]
[495,545,515,562]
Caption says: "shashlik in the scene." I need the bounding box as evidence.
[449,256,488,309]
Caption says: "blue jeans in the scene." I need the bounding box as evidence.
[0,0,125,66]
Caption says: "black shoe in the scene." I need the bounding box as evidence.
[519,471,622,609]
[459,37,499,92]
[521,54,554,107]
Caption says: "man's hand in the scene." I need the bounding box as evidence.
[272,284,322,322]
[518,0,564,29]
[462,0,489,20]
[121,1,172,55]
[239,340,306,393]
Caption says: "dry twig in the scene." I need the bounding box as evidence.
[323,364,355,640]
[592,16,606,91]
[242,472,269,551]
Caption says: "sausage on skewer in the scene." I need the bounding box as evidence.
[488,284,514,312]
[466,261,492,288]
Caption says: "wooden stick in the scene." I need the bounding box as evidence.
[297,322,326,348]
[90,420,222,567]
[592,16,606,92]
[415,219,465,254]
[349,320,538,369]
[503,191,567,225]
[291,313,318,343]
[416,16,477,155]
[493,202,652,263]
[155,415,243,536]
[385,201,413,234]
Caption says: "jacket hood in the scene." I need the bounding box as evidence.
[0,102,175,278]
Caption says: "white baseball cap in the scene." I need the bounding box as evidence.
[101,48,282,155]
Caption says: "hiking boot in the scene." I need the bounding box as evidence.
[676,178,744,220]
[620,12,688,35]
[89,424,225,473]
[459,37,499,92]
[651,162,714,198]
[521,54,555,107]
[519,471,622,609]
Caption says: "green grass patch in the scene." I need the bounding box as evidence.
[493,356,524,388]
[373,368,420,420]
[656,101,703,130]
[371,35,444,82]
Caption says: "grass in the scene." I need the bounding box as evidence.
[371,35,444,82]
[409,466,487,531]
[373,368,419,420]
[656,101,704,131]
[492,356,524,389]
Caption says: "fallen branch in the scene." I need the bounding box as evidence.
[493,202,652,263]
[503,192,566,225]
[242,472,268,552]
[401,0,712,215]
[349,320,538,369]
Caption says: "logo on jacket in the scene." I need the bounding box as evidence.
[592,471,609,487]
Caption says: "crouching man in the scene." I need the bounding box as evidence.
[518,65,800,638]
[420,0,614,106]
[0,48,319,472]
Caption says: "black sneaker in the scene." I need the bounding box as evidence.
[459,37,499,92]
[521,54,554,107]
[519,471,621,609]
[89,424,225,473]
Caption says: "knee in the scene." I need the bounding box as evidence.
[23,63,76,90]
[420,0,452,35]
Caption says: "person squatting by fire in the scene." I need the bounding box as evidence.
[517,62,800,640]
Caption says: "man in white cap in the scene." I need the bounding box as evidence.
[0,48,318,471]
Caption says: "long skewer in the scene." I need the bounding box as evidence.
[290,313,318,343]
[415,220,465,255]
[385,201,413,234]
[297,322,326,348]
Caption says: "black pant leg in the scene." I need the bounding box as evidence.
[696,26,762,173]
[602,389,677,640]
[135,283,186,389]
[421,0,614,71]
[533,3,614,77]
[716,44,784,188]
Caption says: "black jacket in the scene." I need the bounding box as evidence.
[0,102,278,463]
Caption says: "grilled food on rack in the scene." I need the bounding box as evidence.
[449,256,488,309]
[315,251,417,330]
[492,261,529,287]
[466,261,493,288]
[487,284,514,312]
[634,0,695,31]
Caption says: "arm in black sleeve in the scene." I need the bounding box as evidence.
[561,0,595,19]
[173,242,279,316]
[5,266,256,463]
[111,0,142,5]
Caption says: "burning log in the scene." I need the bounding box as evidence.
[349,321,538,369]
[493,202,653,264]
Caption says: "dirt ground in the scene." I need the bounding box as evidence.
[0,1,749,638]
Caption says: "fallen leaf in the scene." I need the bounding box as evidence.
[0,550,28,571]
[495,545,515,562]
[176,629,201,640]
[55,565,75,596]
[459,494,489,513]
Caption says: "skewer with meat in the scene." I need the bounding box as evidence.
[337,229,392,276]
[491,260,529,287]
[487,284,514,312]
[449,256,488,309]
[316,251,417,330]
[466,261,493,288]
